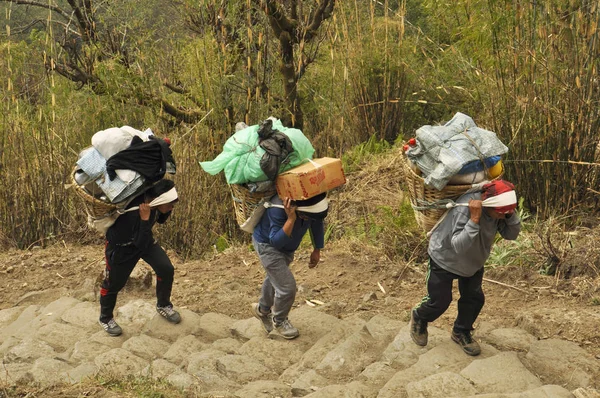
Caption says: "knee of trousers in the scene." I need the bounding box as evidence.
[434,292,453,311]
[156,264,175,280]
[477,291,485,305]
[274,283,296,299]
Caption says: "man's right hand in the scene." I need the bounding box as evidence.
[468,199,482,224]
[283,197,297,221]
[139,203,151,221]
[281,197,297,237]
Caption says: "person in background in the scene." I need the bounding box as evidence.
[410,180,521,355]
[251,192,328,339]
[99,179,181,336]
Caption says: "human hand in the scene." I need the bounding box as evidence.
[283,197,297,221]
[139,203,151,221]
[469,199,482,224]
[309,249,320,268]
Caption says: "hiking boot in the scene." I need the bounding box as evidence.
[451,330,481,356]
[409,310,428,346]
[99,318,122,336]
[156,305,181,324]
[251,303,273,333]
[272,318,299,340]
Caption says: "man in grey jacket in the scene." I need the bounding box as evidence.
[410,180,521,355]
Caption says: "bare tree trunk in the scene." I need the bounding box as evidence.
[279,31,303,129]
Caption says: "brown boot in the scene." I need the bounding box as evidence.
[409,310,428,346]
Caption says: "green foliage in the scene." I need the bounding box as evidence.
[342,135,391,173]
[2,0,600,257]
[487,236,534,270]
[487,198,534,269]
[214,234,230,253]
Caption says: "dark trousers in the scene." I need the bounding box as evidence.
[414,257,485,333]
[100,241,174,322]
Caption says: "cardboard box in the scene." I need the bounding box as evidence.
[276,157,346,200]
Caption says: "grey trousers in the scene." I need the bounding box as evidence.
[253,238,296,323]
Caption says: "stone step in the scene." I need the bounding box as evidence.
[0,297,597,397]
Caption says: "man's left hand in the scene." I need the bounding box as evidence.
[309,249,320,268]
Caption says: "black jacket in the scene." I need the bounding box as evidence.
[106,194,171,253]
[106,137,175,183]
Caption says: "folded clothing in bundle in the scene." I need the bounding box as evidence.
[76,147,145,203]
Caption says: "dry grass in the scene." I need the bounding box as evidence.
[327,148,427,262]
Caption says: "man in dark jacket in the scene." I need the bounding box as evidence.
[99,179,181,336]
[410,180,521,355]
[251,192,328,339]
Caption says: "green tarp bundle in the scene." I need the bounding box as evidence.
[199,119,315,184]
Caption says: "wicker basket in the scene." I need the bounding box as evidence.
[229,184,276,226]
[70,167,117,218]
[401,154,481,234]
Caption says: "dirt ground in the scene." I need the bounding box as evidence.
[1,238,599,361]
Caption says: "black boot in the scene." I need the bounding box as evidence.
[410,310,428,346]
[451,330,481,356]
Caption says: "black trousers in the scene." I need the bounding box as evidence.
[100,241,174,322]
[414,257,485,333]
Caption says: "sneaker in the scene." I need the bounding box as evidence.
[99,318,122,336]
[409,310,428,346]
[156,305,181,324]
[451,330,481,356]
[272,318,299,340]
[251,303,273,333]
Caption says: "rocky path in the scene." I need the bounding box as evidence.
[0,296,599,397]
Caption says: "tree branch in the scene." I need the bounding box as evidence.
[304,0,334,42]
[66,0,95,41]
[0,0,72,21]
[263,0,297,35]
[160,99,204,124]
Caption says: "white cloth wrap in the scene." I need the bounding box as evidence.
[447,190,517,209]
[118,187,178,214]
[148,187,178,207]
[481,190,517,208]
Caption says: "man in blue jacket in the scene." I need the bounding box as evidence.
[410,180,521,355]
[252,192,328,339]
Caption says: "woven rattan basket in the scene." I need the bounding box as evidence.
[401,154,479,234]
[70,167,117,218]
[229,184,276,226]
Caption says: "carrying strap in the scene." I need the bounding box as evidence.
[116,187,178,215]
[460,129,489,175]
[264,198,329,214]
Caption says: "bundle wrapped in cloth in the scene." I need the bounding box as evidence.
[405,112,507,190]
[401,112,509,234]
[70,126,176,233]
